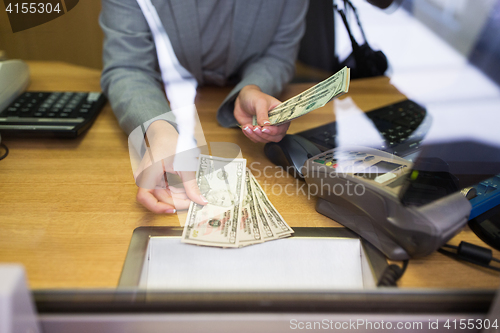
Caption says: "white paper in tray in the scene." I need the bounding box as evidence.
[144,237,367,291]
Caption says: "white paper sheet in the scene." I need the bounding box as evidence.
[144,237,367,291]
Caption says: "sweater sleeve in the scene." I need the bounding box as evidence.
[100,0,176,135]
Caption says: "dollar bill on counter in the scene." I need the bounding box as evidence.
[252,66,350,126]
[182,155,246,248]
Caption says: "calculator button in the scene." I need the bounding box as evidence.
[314,159,325,164]
[325,161,332,166]
[364,156,375,161]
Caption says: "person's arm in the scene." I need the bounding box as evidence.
[100,0,207,214]
[100,0,176,135]
[216,0,309,132]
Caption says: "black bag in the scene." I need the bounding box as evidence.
[336,0,389,79]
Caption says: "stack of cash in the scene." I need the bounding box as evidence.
[182,155,293,248]
[252,66,350,126]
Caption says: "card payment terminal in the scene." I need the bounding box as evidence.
[303,146,472,260]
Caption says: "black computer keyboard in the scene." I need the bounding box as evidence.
[0,91,106,137]
[296,99,432,157]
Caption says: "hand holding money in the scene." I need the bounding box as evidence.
[252,66,350,126]
[135,120,208,214]
[234,85,290,143]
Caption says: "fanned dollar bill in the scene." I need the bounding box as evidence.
[249,173,294,238]
[182,155,246,248]
[252,66,350,126]
[237,170,264,246]
[248,172,277,242]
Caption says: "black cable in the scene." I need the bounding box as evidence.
[438,242,500,272]
[344,0,369,44]
[0,142,8,161]
[377,260,409,287]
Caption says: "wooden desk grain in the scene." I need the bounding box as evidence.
[0,62,498,289]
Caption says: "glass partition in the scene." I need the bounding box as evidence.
[0,1,499,318]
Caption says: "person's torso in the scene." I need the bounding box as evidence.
[151,0,287,86]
